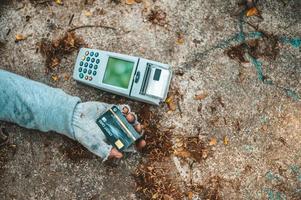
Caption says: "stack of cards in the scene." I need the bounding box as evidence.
[96,106,141,151]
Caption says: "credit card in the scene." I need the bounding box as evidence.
[96,105,141,151]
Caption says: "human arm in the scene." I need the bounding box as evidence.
[0,69,145,160]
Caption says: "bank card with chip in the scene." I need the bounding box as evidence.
[96,105,141,151]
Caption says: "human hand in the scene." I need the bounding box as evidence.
[72,102,146,161]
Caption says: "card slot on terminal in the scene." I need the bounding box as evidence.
[140,64,152,95]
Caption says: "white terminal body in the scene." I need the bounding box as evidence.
[73,48,172,105]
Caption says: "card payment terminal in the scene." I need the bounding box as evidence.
[73,48,172,105]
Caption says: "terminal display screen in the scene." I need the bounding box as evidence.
[103,57,134,89]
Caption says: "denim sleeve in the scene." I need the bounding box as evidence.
[0,69,81,138]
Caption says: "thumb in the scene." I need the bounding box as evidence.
[109,148,123,159]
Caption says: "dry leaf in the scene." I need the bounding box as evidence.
[261,124,268,131]
[187,191,193,200]
[176,33,184,45]
[165,96,176,111]
[54,0,63,5]
[194,91,208,100]
[64,74,70,80]
[163,194,174,200]
[174,150,191,158]
[84,10,92,17]
[51,74,59,81]
[202,149,208,159]
[147,9,167,26]
[175,141,183,148]
[125,0,136,5]
[143,0,151,9]
[165,97,172,104]
[64,32,75,47]
[152,193,158,199]
[176,38,184,45]
[15,34,26,42]
[209,137,217,146]
[147,166,154,171]
[50,57,60,68]
[246,7,258,17]
[223,136,229,145]
[39,32,84,70]
[167,110,173,114]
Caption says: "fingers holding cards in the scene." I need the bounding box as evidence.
[120,105,147,151]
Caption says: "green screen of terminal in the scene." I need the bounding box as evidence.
[102,57,134,89]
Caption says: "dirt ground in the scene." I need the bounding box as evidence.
[0,0,300,199]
